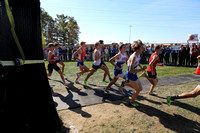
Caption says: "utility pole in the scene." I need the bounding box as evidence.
[129,25,132,44]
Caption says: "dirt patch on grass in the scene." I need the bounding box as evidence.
[58,86,200,133]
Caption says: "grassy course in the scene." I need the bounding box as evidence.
[47,61,199,133]
[58,81,200,133]
[46,61,196,84]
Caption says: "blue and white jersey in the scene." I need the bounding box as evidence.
[127,52,140,69]
[114,52,127,70]
[126,52,140,81]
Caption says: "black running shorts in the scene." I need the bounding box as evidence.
[92,64,102,70]
[147,71,157,79]
[48,63,60,73]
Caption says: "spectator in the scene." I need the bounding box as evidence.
[140,45,148,64]
[68,47,73,61]
[185,44,190,66]
[89,45,93,61]
[191,44,198,66]
[147,44,154,61]
[59,46,64,61]
[164,46,171,64]
[44,47,49,60]
[159,44,165,63]
[108,46,111,60]
[63,46,68,61]
[104,47,109,61]
[178,45,186,66]
[171,44,179,65]
[111,45,117,57]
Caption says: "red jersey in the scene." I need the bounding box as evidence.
[78,48,86,61]
[49,51,55,64]
[147,52,160,72]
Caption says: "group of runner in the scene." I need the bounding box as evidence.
[47,40,200,107]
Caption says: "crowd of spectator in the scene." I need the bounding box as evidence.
[43,43,200,66]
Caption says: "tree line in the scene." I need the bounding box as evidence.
[41,8,80,46]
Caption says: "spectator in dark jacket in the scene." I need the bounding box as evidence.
[185,44,190,66]
[178,45,186,65]
[164,46,171,64]
[159,44,165,63]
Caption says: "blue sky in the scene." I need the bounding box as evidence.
[41,0,200,44]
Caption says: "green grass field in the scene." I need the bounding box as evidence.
[46,61,196,85]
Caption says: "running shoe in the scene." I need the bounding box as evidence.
[167,96,174,106]
[129,101,139,107]
[109,78,113,81]
[118,86,125,95]
[148,92,158,96]
[64,82,70,86]
[75,80,80,84]
[103,80,110,83]
[104,88,110,94]
[84,80,87,86]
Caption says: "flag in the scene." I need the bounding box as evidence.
[42,31,45,48]
[188,34,198,41]
[40,20,46,48]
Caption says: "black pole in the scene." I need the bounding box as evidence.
[0,0,62,132]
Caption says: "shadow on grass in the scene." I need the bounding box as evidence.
[83,85,125,102]
[52,88,91,118]
[153,95,200,115]
[135,102,200,133]
[52,78,87,96]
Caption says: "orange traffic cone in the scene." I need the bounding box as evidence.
[195,63,200,74]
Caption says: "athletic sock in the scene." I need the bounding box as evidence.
[170,95,179,100]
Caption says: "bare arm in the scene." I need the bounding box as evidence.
[157,63,164,66]
[197,55,200,60]
[109,53,121,70]
[129,56,146,73]
[94,50,106,61]
[73,48,81,62]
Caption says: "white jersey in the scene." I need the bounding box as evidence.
[93,49,101,65]
[115,52,127,69]
[128,52,140,69]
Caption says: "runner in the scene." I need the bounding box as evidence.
[126,40,147,107]
[104,43,128,94]
[139,45,164,95]
[84,42,107,86]
[166,55,200,106]
[54,43,65,73]
[73,41,90,84]
[99,40,113,83]
[47,43,69,86]
[167,85,200,106]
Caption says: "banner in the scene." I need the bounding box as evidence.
[188,34,198,41]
